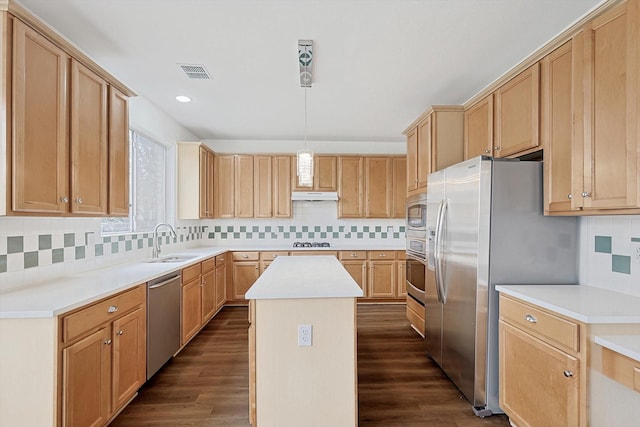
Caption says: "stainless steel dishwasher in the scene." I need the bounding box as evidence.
[147,272,181,380]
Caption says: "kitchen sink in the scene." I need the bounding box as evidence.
[145,254,200,263]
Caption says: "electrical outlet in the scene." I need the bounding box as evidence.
[297,324,312,347]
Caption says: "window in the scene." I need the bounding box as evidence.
[101,130,167,234]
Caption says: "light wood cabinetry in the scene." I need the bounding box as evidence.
[272,156,292,218]
[499,294,583,427]
[406,295,424,337]
[4,12,132,217]
[397,252,407,298]
[571,1,640,212]
[367,251,396,298]
[365,157,392,218]
[108,87,129,216]
[235,155,254,218]
[215,254,227,311]
[464,95,494,159]
[232,251,260,300]
[214,154,235,218]
[392,157,407,218]
[259,251,288,274]
[181,263,202,345]
[59,284,146,426]
[338,157,364,218]
[494,63,541,157]
[339,251,367,296]
[292,155,337,191]
[177,142,215,219]
[254,155,272,218]
[405,106,464,196]
[201,259,216,322]
[542,40,575,214]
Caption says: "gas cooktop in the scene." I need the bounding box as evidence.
[292,242,331,248]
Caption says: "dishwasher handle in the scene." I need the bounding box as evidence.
[148,274,181,289]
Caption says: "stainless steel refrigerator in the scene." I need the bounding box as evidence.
[425,156,578,416]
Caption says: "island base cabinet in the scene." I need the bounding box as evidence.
[251,298,357,427]
[499,320,580,427]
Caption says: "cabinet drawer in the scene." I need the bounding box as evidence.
[201,257,215,273]
[215,253,227,266]
[260,251,289,260]
[368,250,396,260]
[338,251,367,260]
[397,251,407,260]
[62,285,144,343]
[601,347,640,392]
[500,296,579,353]
[406,296,425,336]
[233,251,260,261]
[182,263,202,284]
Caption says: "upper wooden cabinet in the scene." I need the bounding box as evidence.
[235,155,255,218]
[2,10,134,217]
[272,156,292,218]
[253,155,272,218]
[404,106,464,196]
[214,154,235,218]
[365,157,393,218]
[571,1,640,212]
[494,63,541,157]
[464,95,494,159]
[392,157,407,218]
[177,142,215,219]
[338,157,364,218]
[542,41,574,215]
[292,155,337,191]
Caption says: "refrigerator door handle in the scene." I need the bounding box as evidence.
[434,198,447,303]
[437,199,448,303]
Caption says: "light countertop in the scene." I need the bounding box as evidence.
[245,256,363,300]
[594,335,640,363]
[0,244,394,319]
[495,284,640,324]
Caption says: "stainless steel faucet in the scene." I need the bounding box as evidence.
[152,223,177,258]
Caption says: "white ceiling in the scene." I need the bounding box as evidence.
[18,0,603,143]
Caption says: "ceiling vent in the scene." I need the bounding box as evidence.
[178,64,211,80]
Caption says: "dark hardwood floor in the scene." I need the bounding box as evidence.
[111,305,510,427]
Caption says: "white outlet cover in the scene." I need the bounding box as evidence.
[298,324,312,347]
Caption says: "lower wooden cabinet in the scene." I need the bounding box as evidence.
[339,251,367,297]
[232,252,260,300]
[59,285,146,426]
[368,251,396,298]
[406,295,424,337]
[215,254,227,311]
[181,264,203,345]
[201,268,216,323]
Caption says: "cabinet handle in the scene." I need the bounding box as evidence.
[117,330,124,336]
[494,146,500,151]
[104,339,112,345]
[351,253,357,257]
[75,197,83,204]
[242,254,249,259]
[273,255,278,258]
[484,149,491,154]
[380,253,386,257]
[524,314,537,323]
[563,370,574,378]
[107,306,118,313]
[567,193,572,200]
[60,197,69,203]
[581,192,591,198]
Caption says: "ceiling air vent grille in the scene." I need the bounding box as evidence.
[178,64,211,80]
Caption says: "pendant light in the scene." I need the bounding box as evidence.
[297,40,314,187]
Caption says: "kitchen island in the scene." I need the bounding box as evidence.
[245,255,363,427]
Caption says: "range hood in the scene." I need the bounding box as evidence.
[291,191,339,201]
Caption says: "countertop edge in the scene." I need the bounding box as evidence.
[594,335,640,363]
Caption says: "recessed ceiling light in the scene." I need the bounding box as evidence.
[175,95,192,103]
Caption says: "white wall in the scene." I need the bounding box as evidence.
[579,215,640,297]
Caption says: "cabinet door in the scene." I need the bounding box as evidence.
[232,261,260,300]
[62,327,111,427]
[406,127,418,193]
[181,278,202,345]
[542,41,575,214]
[199,148,213,218]
[235,155,254,217]
[494,63,540,157]
[272,156,292,218]
[499,321,579,427]
[70,60,108,214]
[464,95,494,159]
[215,264,226,310]
[397,260,407,298]
[365,157,392,218]
[12,20,69,214]
[341,260,367,296]
[254,155,272,218]
[206,151,215,218]
[338,157,364,218]
[111,307,145,413]
[201,269,216,322]
[417,116,432,189]
[392,157,407,218]
[368,260,396,298]
[314,156,337,191]
[576,2,639,210]
[214,155,235,218]
[108,86,129,216]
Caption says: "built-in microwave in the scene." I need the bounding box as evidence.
[406,192,427,259]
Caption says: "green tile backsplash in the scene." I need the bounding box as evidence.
[206,225,405,241]
[593,235,638,276]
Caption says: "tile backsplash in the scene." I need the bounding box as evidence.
[579,215,640,297]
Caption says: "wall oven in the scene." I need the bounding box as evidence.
[406,192,427,305]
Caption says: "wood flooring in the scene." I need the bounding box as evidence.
[111,305,510,427]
